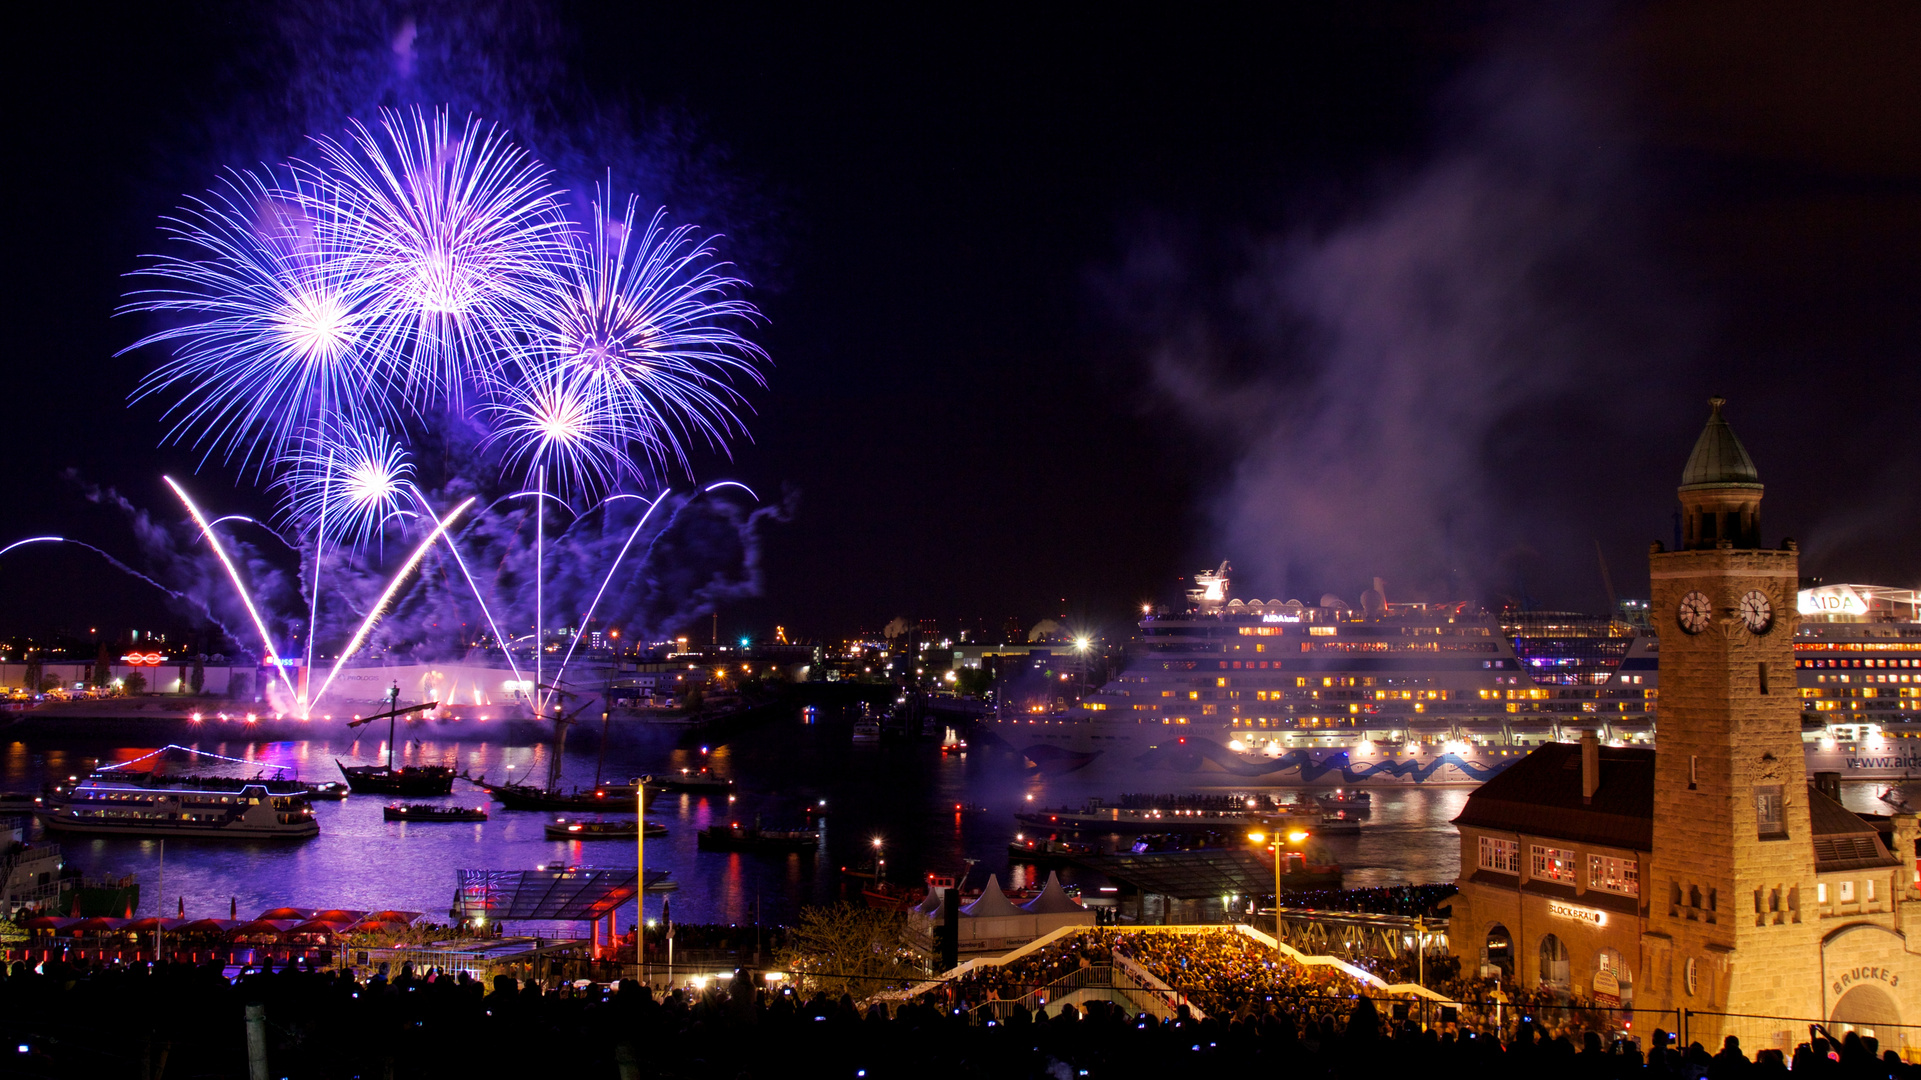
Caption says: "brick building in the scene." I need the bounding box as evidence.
[1448,398,1921,1045]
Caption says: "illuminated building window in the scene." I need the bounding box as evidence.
[1839,880,1856,903]
[1588,855,1640,896]
[1530,845,1576,884]
[1478,836,1518,874]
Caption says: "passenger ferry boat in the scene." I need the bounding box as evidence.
[41,780,319,839]
[982,568,1921,787]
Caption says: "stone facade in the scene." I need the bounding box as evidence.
[1449,400,1921,1048]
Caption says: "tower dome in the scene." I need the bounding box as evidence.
[1677,397,1763,549]
[1680,397,1761,490]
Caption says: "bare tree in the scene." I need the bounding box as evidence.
[776,904,922,999]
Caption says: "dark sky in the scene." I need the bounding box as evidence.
[2,2,1919,646]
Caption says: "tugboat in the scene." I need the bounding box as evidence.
[544,818,668,840]
[337,688,457,796]
[384,804,489,822]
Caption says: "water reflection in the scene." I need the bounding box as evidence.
[1,710,1475,931]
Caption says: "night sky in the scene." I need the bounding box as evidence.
[2,2,1919,646]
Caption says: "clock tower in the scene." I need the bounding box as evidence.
[1643,397,1822,1022]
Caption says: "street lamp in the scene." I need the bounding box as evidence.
[636,774,652,981]
[1248,831,1281,959]
[872,836,886,882]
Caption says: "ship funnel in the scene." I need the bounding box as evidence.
[1581,730,1600,803]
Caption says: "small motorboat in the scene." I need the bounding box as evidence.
[384,804,489,822]
[698,823,820,852]
[545,818,668,841]
[1315,789,1371,812]
[1008,834,1097,861]
[654,767,733,795]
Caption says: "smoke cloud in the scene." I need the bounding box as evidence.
[1115,18,1696,606]
[177,0,779,279]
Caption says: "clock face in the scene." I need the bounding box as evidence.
[1678,590,1713,634]
[1739,589,1774,634]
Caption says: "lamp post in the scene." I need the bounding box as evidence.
[1413,915,1426,989]
[1249,831,1281,959]
[872,836,886,884]
[636,775,650,983]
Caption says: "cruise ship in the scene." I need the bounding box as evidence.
[983,568,1921,787]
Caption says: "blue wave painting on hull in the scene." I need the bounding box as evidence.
[1126,741,1515,783]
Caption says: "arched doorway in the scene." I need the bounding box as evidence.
[1832,983,1901,1038]
[1484,924,1512,979]
[1595,947,1633,1008]
[1538,934,1570,990]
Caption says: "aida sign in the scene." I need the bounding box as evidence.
[1800,586,1868,617]
[1547,901,1607,926]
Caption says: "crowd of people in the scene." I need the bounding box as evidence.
[3,953,1914,1079]
[1276,883,1459,917]
[944,929,1365,1017]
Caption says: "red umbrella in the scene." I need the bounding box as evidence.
[174,919,243,936]
[229,919,300,942]
[64,917,129,936]
[312,909,366,924]
[358,910,422,925]
[123,917,187,933]
[21,916,81,932]
[257,907,315,921]
[285,919,350,940]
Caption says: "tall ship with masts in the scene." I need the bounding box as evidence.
[335,685,459,796]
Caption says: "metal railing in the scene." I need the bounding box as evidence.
[1679,1010,1921,1063]
[967,963,1193,1024]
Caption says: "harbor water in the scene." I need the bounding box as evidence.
[13,708,1860,928]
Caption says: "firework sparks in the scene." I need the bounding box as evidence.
[308,106,572,408]
[482,355,637,498]
[277,421,418,549]
[538,196,768,478]
[121,166,401,470]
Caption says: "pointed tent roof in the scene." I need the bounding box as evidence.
[915,886,947,916]
[1018,872,1086,914]
[960,874,1023,918]
[1680,397,1761,489]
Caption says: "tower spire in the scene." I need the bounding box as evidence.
[1678,396,1763,549]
